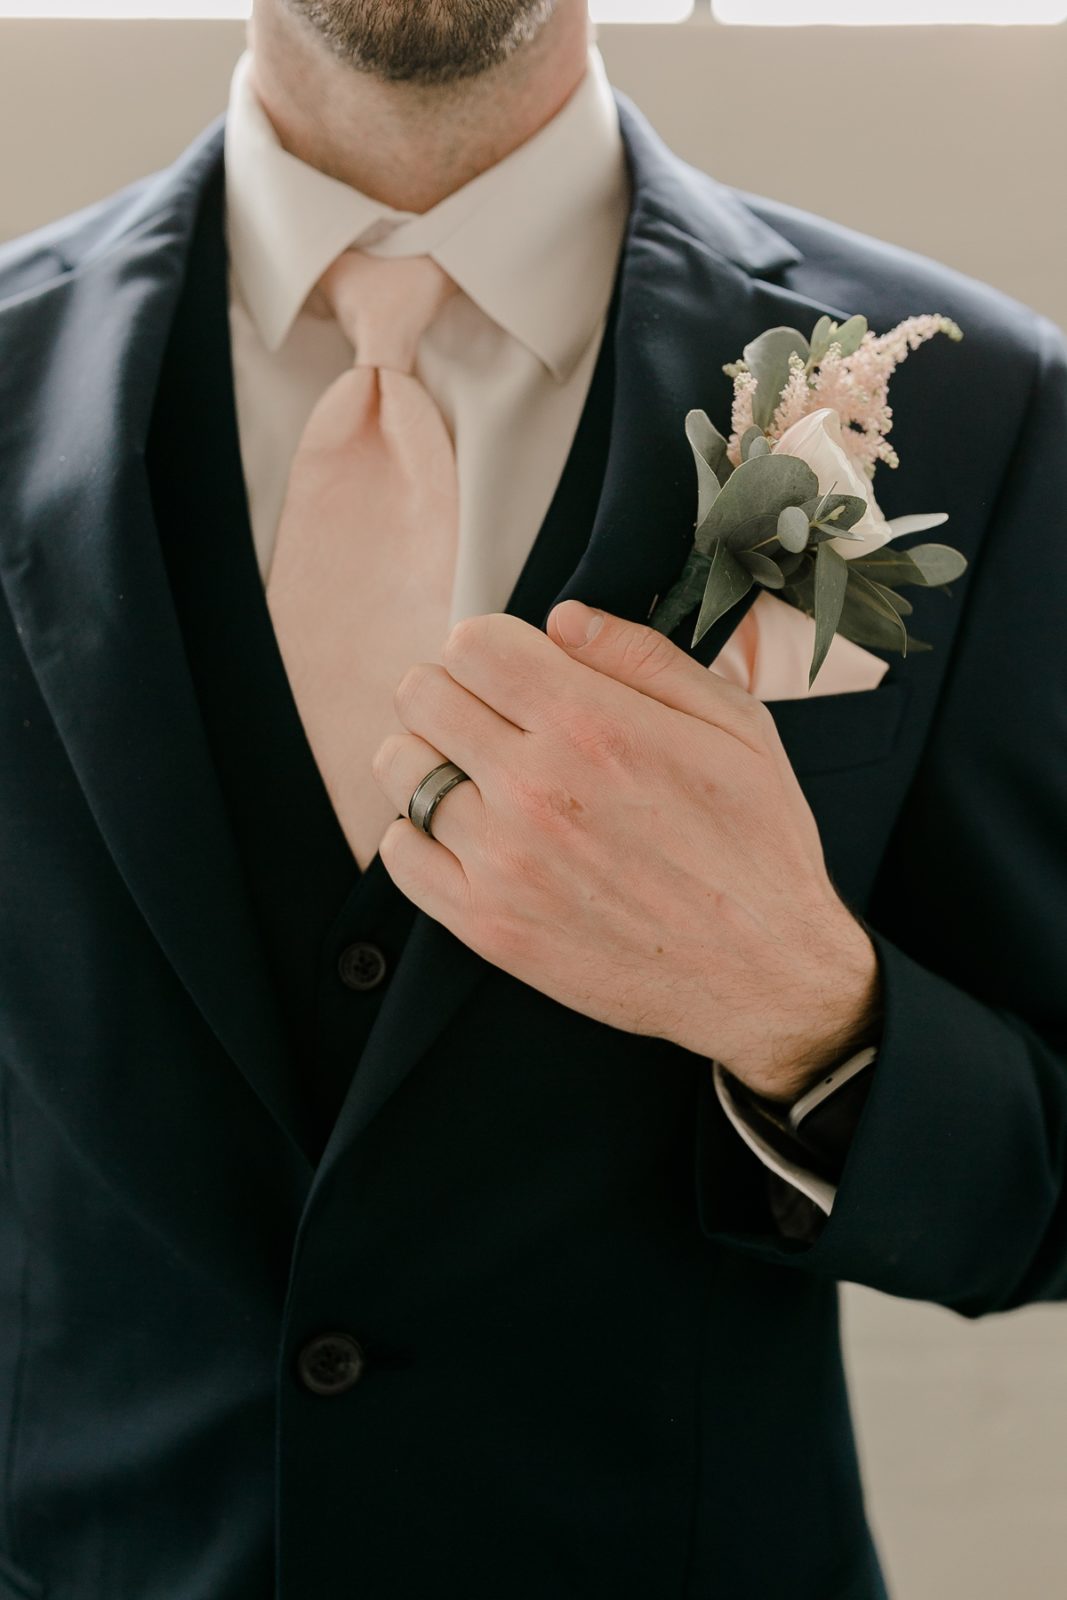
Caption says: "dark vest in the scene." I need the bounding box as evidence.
[145,159,620,1157]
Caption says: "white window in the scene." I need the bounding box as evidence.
[0,0,694,16]
[713,0,1066,22]
[592,0,694,16]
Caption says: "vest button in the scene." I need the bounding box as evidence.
[297,1333,366,1395]
[337,940,387,991]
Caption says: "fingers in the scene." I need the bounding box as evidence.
[372,729,484,858]
[393,656,525,787]
[546,600,776,752]
[439,611,619,734]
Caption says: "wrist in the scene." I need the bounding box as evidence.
[786,948,883,1095]
[727,920,883,1104]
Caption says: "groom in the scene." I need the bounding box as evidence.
[1,2,1065,1597]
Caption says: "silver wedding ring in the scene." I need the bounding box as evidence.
[407,760,471,838]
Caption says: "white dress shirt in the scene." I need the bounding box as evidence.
[222,45,853,1219]
[224,45,631,628]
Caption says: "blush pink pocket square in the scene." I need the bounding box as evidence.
[708,590,889,701]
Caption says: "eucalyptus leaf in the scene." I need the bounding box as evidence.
[782,592,814,626]
[736,548,786,589]
[740,425,765,463]
[837,604,906,655]
[811,542,849,686]
[904,543,969,587]
[747,436,772,459]
[775,550,806,579]
[685,410,727,527]
[808,315,835,366]
[647,545,712,638]
[718,510,783,554]
[828,314,868,359]
[813,521,865,542]
[692,541,754,647]
[776,504,811,553]
[698,453,819,553]
[782,562,816,617]
[798,491,869,531]
[804,483,839,523]
[880,587,914,617]
[838,571,908,654]
[847,548,927,588]
[864,575,914,617]
[743,326,811,431]
[799,493,866,532]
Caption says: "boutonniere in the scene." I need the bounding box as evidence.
[648,311,967,687]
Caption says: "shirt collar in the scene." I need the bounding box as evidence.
[223,45,631,383]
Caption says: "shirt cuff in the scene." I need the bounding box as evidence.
[712,1062,838,1215]
[710,1047,879,1219]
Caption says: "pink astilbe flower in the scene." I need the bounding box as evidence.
[726,314,962,478]
[767,351,812,439]
[727,369,759,459]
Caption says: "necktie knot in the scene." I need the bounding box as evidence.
[314,248,458,376]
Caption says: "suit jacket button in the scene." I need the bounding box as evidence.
[297,1333,366,1395]
[337,941,387,991]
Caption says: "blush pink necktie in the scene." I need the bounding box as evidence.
[266,250,460,871]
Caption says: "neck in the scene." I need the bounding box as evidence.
[247,0,594,214]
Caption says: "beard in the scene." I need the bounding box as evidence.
[281,0,561,86]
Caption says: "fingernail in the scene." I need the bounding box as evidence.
[554,600,604,647]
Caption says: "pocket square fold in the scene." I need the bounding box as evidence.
[708,590,889,701]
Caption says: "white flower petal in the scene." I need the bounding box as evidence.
[773,409,888,558]
[881,512,950,541]
[772,411,951,561]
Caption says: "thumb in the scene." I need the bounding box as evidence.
[546,599,746,722]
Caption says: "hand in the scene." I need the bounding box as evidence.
[371,600,882,1103]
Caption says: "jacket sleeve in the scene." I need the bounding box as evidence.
[696,311,1067,1318]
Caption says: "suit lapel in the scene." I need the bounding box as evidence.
[0,89,854,1180]
[312,91,843,1176]
[0,119,316,1168]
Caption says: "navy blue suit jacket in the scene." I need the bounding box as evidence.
[1,85,1066,1600]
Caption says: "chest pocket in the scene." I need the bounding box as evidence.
[766,680,913,910]
[767,679,909,778]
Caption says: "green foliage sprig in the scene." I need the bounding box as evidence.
[649,314,967,688]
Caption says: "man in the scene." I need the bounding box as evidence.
[0,1,1064,1596]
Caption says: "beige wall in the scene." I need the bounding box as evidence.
[3,14,1066,336]
[2,14,1066,1598]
